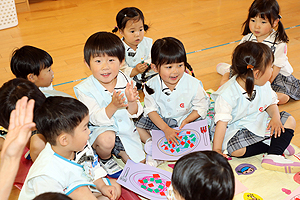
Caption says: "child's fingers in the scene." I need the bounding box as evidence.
[8,110,16,131]
[24,99,35,125]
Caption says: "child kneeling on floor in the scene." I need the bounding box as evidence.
[166,151,235,200]
[19,97,121,200]
[211,41,299,173]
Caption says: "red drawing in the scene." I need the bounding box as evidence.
[180,103,184,108]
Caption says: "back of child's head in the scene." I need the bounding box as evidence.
[10,45,53,79]
[84,31,125,66]
[0,78,46,129]
[172,151,235,200]
[34,96,88,145]
[33,192,72,200]
[242,0,288,43]
[232,41,274,97]
[112,7,149,33]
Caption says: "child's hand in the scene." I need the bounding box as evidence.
[179,119,188,129]
[163,127,181,145]
[100,185,118,200]
[267,117,284,138]
[111,90,128,108]
[135,63,148,74]
[125,80,139,103]
[214,149,229,159]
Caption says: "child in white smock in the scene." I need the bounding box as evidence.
[212,41,300,173]
[74,32,145,177]
[217,0,299,105]
[136,37,210,166]
[112,7,156,89]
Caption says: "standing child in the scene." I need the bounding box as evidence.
[166,151,235,200]
[19,97,121,200]
[10,45,72,98]
[74,32,145,177]
[0,78,46,161]
[136,37,210,166]
[112,7,156,88]
[212,41,300,173]
[217,0,299,105]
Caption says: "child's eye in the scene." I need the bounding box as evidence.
[262,21,267,24]
[140,29,143,31]
[178,64,183,67]
[250,19,255,22]
[131,31,134,33]
[109,59,114,62]
[95,60,101,63]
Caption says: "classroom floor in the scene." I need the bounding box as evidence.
[1,0,300,199]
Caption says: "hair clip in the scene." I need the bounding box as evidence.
[142,82,147,86]
[278,14,282,19]
[247,64,254,70]
[124,14,127,17]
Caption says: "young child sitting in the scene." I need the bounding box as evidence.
[74,32,145,177]
[10,45,72,98]
[19,96,121,200]
[0,78,46,161]
[166,151,235,200]
[135,37,210,166]
[212,41,299,173]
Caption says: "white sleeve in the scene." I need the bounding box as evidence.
[76,90,114,126]
[31,176,64,196]
[270,89,279,105]
[214,96,233,123]
[273,42,288,68]
[120,62,134,78]
[143,87,158,117]
[192,85,210,118]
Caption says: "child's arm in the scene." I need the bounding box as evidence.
[212,121,228,158]
[269,65,281,83]
[125,80,139,115]
[94,178,118,200]
[148,111,181,145]
[179,110,200,129]
[266,104,284,138]
[130,63,149,77]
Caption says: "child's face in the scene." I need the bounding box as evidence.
[87,54,123,88]
[69,115,90,152]
[120,19,145,49]
[249,15,274,42]
[154,62,185,89]
[32,66,54,87]
[254,62,273,86]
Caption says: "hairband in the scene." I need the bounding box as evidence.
[278,14,282,19]
[124,14,127,17]
[247,64,254,70]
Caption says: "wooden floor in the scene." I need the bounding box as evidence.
[1,0,300,199]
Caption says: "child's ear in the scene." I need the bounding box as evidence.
[119,29,124,37]
[27,73,36,83]
[58,133,69,147]
[272,18,280,28]
[84,61,91,70]
[151,64,158,72]
[253,69,260,79]
[120,59,125,68]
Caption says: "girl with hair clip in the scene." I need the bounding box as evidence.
[217,0,299,105]
[112,7,156,89]
[212,41,300,173]
[135,37,210,167]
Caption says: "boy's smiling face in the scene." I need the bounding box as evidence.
[87,54,124,90]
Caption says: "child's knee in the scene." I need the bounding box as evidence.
[284,115,296,130]
[95,131,115,149]
[277,93,290,105]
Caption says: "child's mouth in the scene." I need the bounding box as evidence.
[170,76,178,80]
[101,73,111,77]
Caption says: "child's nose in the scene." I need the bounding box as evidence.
[254,22,260,29]
[101,61,110,69]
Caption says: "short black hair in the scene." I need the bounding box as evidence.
[0,78,46,129]
[84,31,125,66]
[172,151,235,200]
[34,96,89,145]
[10,45,53,79]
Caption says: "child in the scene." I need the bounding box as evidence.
[166,151,235,200]
[10,45,72,98]
[19,97,121,200]
[112,7,156,88]
[212,41,300,173]
[135,37,210,166]
[33,192,72,200]
[217,0,298,105]
[0,78,46,161]
[74,32,145,176]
